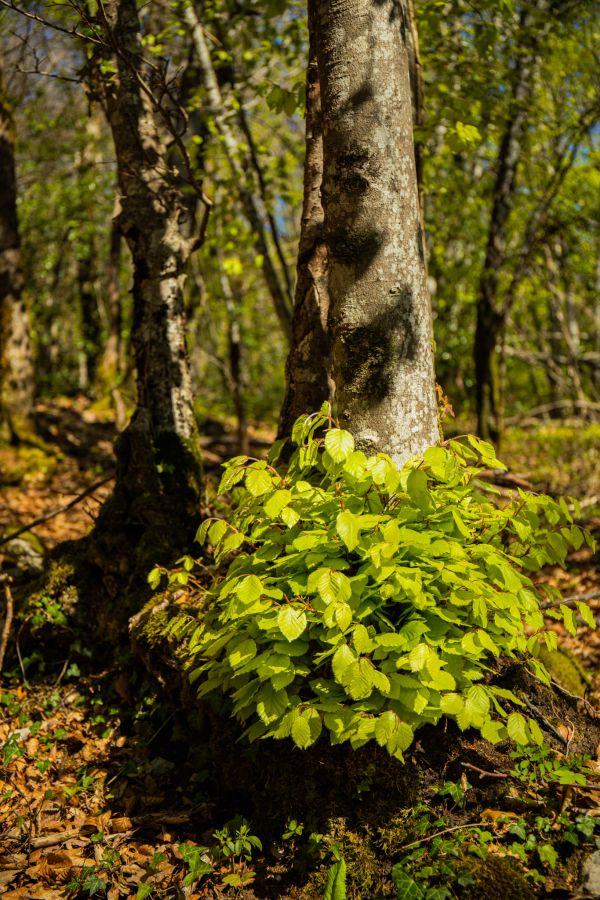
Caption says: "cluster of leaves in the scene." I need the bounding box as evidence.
[157,411,594,759]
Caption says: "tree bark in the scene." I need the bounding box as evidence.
[316,0,440,466]
[94,0,202,538]
[0,64,34,442]
[278,0,331,437]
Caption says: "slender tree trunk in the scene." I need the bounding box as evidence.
[97,194,123,389]
[405,0,425,227]
[315,0,440,466]
[76,241,101,392]
[182,3,293,342]
[0,65,34,442]
[278,0,331,437]
[95,0,202,542]
[474,4,547,442]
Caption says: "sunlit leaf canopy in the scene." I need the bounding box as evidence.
[1,0,598,430]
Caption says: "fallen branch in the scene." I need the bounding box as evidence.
[30,829,81,849]
[400,821,489,851]
[0,473,114,547]
[0,578,15,673]
[462,762,508,780]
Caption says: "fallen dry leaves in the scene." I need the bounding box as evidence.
[0,681,218,899]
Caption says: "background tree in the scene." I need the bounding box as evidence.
[0,61,34,442]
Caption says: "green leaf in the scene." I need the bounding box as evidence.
[409,643,431,672]
[332,644,356,683]
[316,569,352,605]
[406,468,430,511]
[246,467,272,496]
[235,575,263,605]
[291,713,312,749]
[466,685,490,718]
[577,602,596,629]
[481,719,507,744]
[256,683,288,725]
[264,489,292,517]
[374,710,400,747]
[325,429,355,462]
[507,713,529,745]
[323,855,347,900]
[440,693,464,716]
[277,606,308,641]
[391,865,425,900]
[537,844,558,869]
[228,638,257,669]
[343,660,373,700]
[561,604,577,636]
[208,519,228,545]
[528,718,544,746]
[281,506,300,527]
[147,567,162,589]
[336,509,360,551]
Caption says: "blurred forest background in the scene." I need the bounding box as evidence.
[1,0,598,455]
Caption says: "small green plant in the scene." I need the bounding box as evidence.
[283,818,304,840]
[178,842,214,887]
[323,845,347,900]
[157,410,594,759]
[212,817,262,887]
[66,867,107,897]
[509,744,590,787]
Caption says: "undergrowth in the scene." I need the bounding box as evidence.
[151,409,595,758]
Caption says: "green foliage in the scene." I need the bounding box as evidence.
[389,767,599,899]
[178,842,214,887]
[176,412,593,758]
[509,744,590,787]
[323,845,347,900]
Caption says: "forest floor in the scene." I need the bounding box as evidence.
[0,400,599,899]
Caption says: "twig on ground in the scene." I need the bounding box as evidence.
[462,762,508,780]
[0,473,114,546]
[0,577,15,673]
[400,821,489,851]
[522,697,568,746]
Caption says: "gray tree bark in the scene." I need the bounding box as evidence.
[0,64,34,442]
[278,0,332,437]
[95,0,202,532]
[316,0,440,466]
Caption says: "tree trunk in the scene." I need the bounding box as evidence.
[0,64,34,442]
[76,241,101,392]
[182,3,293,343]
[94,0,202,547]
[474,4,547,442]
[278,0,331,437]
[316,0,440,466]
[96,194,123,390]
